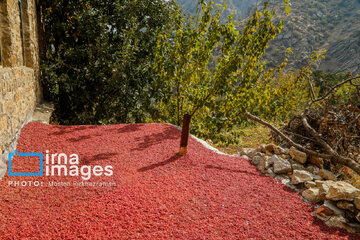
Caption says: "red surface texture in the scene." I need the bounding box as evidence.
[0,122,358,239]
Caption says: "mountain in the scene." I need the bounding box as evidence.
[175,0,259,19]
[176,0,360,74]
[259,0,360,74]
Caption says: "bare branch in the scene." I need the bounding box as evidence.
[307,76,360,109]
[245,111,331,159]
[245,111,360,175]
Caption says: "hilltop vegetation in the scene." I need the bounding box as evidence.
[176,0,258,18]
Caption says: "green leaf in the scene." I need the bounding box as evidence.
[285,6,291,14]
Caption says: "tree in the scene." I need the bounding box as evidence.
[41,0,179,124]
[154,0,291,154]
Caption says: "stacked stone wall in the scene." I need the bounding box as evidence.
[0,0,41,176]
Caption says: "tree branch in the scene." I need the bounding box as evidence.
[307,76,360,109]
[245,111,331,159]
[245,111,360,175]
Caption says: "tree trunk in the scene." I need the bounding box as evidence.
[179,114,192,155]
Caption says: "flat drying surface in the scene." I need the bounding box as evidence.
[0,122,358,239]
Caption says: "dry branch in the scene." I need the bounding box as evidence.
[245,111,360,175]
[245,112,331,159]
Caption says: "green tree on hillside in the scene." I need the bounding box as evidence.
[154,0,293,145]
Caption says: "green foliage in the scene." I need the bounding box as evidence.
[41,0,178,124]
[154,0,298,141]
[312,70,348,95]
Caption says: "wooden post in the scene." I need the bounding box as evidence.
[179,114,191,155]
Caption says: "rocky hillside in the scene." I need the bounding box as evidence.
[260,0,360,74]
[177,0,360,74]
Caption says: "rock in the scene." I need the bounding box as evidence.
[240,155,250,160]
[251,155,262,166]
[291,162,306,171]
[354,197,360,210]
[0,160,6,178]
[246,149,263,160]
[240,148,255,156]
[305,181,317,188]
[281,154,291,160]
[324,181,360,201]
[356,212,360,223]
[281,178,291,186]
[313,175,323,181]
[336,201,355,212]
[317,180,333,200]
[289,147,307,164]
[316,200,344,221]
[264,144,275,152]
[309,155,324,169]
[274,146,286,155]
[257,156,267,171]
[292,170,313,184]
[257,144,266,153]
[326,216,357,233]
[273,156,292,174]
[302,188,321,203]
[268,155,276,166]
[346,223,360,232]
[324,200,345,215]
[265,150,273,156]
[306,165,319,175]
[318,169,337,181]
[315,180,331,188]
[264,168,275,177]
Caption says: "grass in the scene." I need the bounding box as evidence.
[214,122,276,155]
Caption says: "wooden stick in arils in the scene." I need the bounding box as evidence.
[179,114,192,155]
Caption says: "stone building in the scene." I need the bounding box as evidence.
[0,0,42,176]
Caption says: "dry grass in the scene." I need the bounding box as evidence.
[214,122,277,155]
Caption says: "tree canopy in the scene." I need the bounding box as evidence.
[41,0,179,124]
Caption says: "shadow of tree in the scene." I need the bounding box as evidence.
[67,135,92,142]
[105,124,145,134]
[80,153,118,165]
[138,154,182,172]
[131,125,179,151]
[50,125,98,136]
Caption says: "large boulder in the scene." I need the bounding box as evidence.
[289,147,307,164]
[291,170,313,184]
[302,188,321,203]
[273,156,292,174]
[321,181,360,201]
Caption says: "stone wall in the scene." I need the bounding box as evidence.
[0,0,41,177]
[241,144,360,233]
